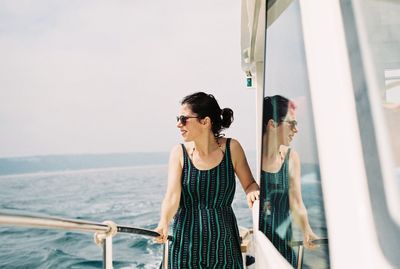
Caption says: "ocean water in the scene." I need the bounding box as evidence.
[0,165,252,269]
[0,163,328,268]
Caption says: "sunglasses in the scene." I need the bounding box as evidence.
[282,120,298,130]
[176,115,200,125]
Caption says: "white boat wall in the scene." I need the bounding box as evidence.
[242,0,400,268]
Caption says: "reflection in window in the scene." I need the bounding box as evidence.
[259,95,320,267]
[260,1,330,268]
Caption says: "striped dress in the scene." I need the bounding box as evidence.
[169,138,243,269]
[259,148,297,267]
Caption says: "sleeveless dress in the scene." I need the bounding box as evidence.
[259,148,297,267]
[169,138,243,269]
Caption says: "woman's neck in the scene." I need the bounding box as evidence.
[192,133,219,156]
[263,132,282,158]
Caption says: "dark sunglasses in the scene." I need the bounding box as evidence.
[282,120,298,130]
[176,115,200,125]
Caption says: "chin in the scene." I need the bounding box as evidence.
[181,136,191,142]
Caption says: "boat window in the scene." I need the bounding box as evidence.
[340,0,400,264]
[260,1,330,268]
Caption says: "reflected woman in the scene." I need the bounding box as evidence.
[259,95,318,267]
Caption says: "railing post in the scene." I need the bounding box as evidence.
[162,240,169,269]
[103,236,114,269]
[297,245,304,269]
[96,221,117,269]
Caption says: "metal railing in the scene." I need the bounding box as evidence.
[291,238,329,269]
[0,211,328,269]
[0,212,169,269]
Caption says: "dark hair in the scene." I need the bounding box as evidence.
[263,95,290,133]
[181,92,234,138]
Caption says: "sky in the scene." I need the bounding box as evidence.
[0,0,256,157]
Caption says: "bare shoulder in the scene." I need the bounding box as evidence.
[228,138,246,160]
[169,144,184,166]
[288,148,301,176]
[229,138,243,151]
[288,148,300,163]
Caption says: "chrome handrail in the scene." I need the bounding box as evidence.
[0,212,169,269]
[290,238,329,247]
[291,238,329,269]
[0,212,110,233]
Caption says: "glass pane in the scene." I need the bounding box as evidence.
[259,1,330,268]
[360,1,400,179]
[342,0,400,264]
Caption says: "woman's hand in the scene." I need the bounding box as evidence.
[154,221,169,244]
[303,229,319,250]
[246,189,260,208]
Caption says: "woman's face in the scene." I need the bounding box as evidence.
[176,104,203,142]
[277,110,298,146]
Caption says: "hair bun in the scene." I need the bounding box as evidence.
[221,108,234,128]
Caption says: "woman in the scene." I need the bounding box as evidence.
[259,95,318,267]
[155,92,259,268]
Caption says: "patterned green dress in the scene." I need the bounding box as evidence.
[259,148,297,267]
[169,138,243,269]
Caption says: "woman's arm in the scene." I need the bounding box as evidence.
[230,138,260,208]
[288,150,318,249]
[154,144,183,243]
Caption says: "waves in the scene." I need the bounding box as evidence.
[0,166,168,268]
[0,153,170,176]
[0,163,326,268]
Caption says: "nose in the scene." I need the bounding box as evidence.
[176,120,183,128]
[293,125,298,133]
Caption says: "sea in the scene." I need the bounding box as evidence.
[0,153,329,269]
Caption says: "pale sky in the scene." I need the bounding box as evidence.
[0,0,256,157]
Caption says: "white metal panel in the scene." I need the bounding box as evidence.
[254,230,294,269]
[351,0,400,226]
[241,0,265,73]
[299,0,391,268]
[251,201,293,269]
